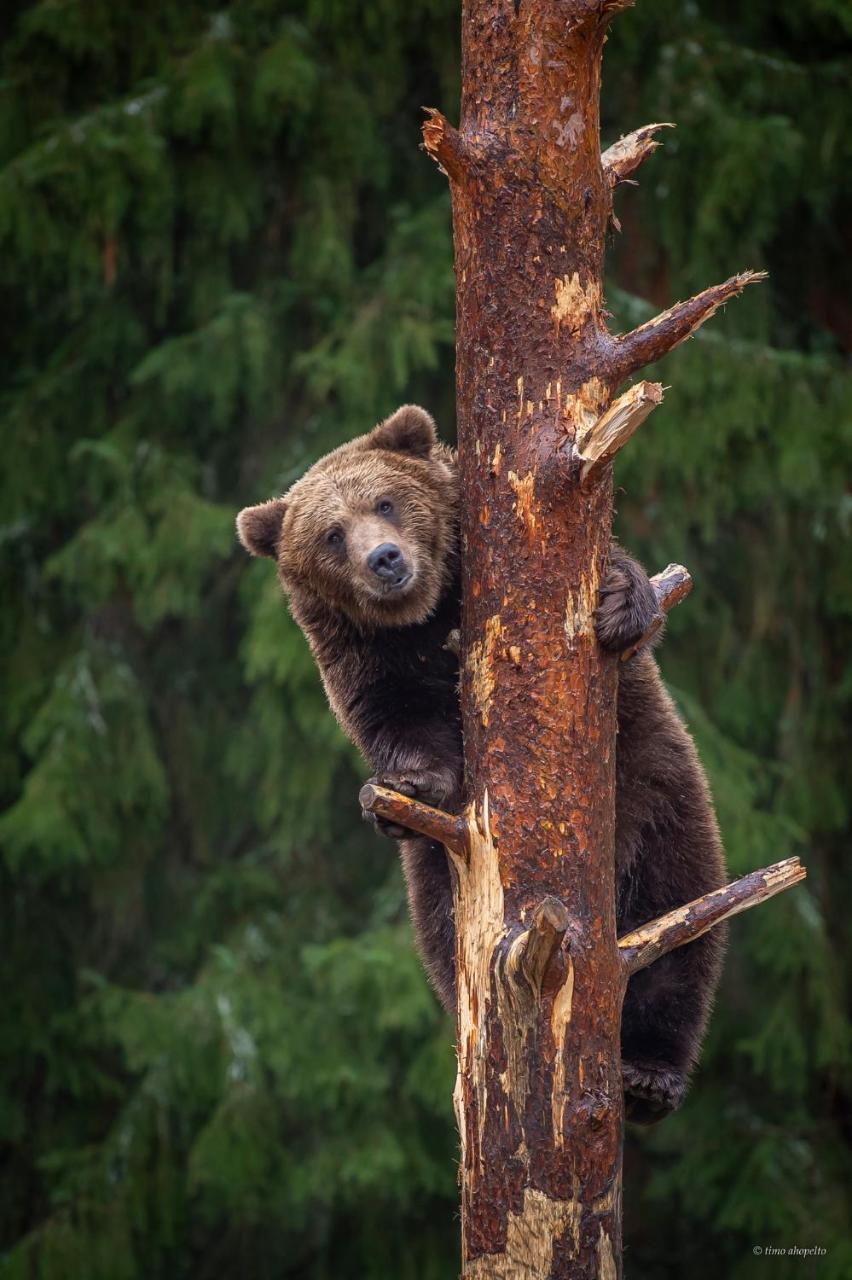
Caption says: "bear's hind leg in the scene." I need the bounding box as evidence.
[621,928,725,1125]
[399,835,456,1012]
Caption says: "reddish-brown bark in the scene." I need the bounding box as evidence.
[440,8,643,1272]
[363,3,797,1276]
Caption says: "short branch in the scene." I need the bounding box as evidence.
[359,782,468,853]
[620,563,693,661]
[576,381,663,484]
[602,123,674,188]
[507,896,571,993]
[421,108,467,183]
[619,857,807,976]
[611,271,767,380]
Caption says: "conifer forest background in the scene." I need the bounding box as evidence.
[2,1,851,1277]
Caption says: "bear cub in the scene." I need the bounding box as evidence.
[237,404,727,1124]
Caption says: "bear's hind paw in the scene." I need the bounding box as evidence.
[622,1060,687,1126]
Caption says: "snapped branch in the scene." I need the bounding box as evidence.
[620,563,693,661]
[506,896,571,995]
[576,380,664,484]
[421,108,467,183]
[602,123,674,188]
[619,857,807,977]
[359,782,468,854]
[610,271,767,381]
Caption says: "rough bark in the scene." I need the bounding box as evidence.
[434,11,624,1269]
[368,2,799,1275]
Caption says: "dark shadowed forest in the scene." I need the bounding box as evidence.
[1,2,850,1277]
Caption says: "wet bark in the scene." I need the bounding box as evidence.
[365,3,797,1275]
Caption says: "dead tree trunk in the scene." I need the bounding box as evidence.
[362,3,805,1275]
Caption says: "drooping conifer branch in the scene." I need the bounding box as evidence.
[611,271,768,380]
[620,563,693,661]
[602,122,674,188]
[619,858,807,976]
[576,380,664,483]
[358,783,468,854]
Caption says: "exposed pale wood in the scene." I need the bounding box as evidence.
[619,563,693,662]
[602,123,674,188]
[577,381,664,483]
[619,858,807,976]
[358,783,468,854]
[463,1189,581,1279]
[507,896,571,994]
[611,272,768,379]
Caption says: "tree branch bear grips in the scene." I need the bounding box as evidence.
[238,3,805,1273]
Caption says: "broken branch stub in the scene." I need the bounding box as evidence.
[576,380,664,484]
[602,122,675,188]
[421,106,468,183]
[611,271,768,380]
[619,857,807,976]
[506,895,571,995]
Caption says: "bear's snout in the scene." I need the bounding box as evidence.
[367,542,410,587]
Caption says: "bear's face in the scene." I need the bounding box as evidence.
[237,406,457,630]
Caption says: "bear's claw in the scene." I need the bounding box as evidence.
[622,1060,687,1125]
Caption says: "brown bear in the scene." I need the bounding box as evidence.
[237,404,727,1124]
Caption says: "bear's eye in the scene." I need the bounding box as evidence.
[326,527,345,548]
[376,499,394,517]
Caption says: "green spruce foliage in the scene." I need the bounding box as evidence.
[1,2,849,1276]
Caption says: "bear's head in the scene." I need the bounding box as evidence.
[237,405,458,629]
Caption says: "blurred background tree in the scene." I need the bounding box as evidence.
[0,1,849,1277]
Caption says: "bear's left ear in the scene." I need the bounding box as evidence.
[236,499,287,559]
[368,404,437,459]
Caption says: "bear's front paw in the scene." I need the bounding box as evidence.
[361,769,457,841]
[595,558,661,655]
[622,1060,687,1126]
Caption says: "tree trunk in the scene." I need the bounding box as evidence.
[362,2,803,1275]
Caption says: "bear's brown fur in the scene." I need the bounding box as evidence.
[238,404,727,1124]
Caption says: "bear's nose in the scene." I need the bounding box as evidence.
[368,542,407,583]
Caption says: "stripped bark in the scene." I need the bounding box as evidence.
[365,2,802,1275]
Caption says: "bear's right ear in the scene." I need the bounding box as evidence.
[368,404,437,459]
[236,499,287,559]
